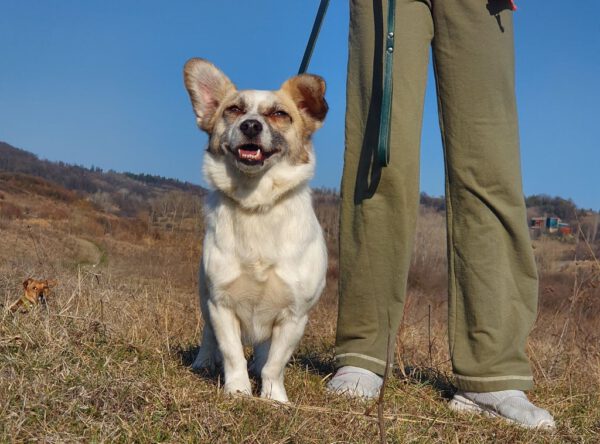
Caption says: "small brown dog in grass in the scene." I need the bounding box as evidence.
[8,278,57,312]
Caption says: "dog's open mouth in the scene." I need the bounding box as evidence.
[236,144,278,165]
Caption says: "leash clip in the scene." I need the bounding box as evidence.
[386,31,394,54]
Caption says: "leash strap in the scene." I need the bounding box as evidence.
[298,0,331,74]
[377,0,396,167]
[300,0,394,166]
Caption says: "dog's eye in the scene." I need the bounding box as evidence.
[226,105,243,115]
[270,110,290,118]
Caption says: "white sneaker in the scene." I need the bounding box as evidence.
[326,366,383,399]
[449,390,556,429]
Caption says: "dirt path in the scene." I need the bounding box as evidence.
[72,237,106,266]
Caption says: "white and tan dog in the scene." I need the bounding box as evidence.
[183,58,328,403]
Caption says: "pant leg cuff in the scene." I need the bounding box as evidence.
[334,353,391,377]
[453,373,534,392]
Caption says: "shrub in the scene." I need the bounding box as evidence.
[0,201,23,220]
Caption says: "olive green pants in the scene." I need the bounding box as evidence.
[335,0,538,392]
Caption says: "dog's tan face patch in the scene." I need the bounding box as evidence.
[279,74,328,135]
[204,89,312,173]
[23,278,56,303]
[184,59,328,175]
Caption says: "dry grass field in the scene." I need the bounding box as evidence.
[1,180,599,442]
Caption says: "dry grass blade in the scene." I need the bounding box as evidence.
[378,331,395,443]
[239,395,444,424]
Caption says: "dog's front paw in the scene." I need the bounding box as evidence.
[223,378,252,397]
[260,380,289,403]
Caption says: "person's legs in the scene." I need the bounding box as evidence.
[332,0,433,382]
[431,0,553,428]
[331,0,554,428]
[432,0,536,394]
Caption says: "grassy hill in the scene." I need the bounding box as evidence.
[0,142,598,442]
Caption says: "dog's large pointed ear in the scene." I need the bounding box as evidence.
[281,74,328,134]
[184,58,236,133]
[22,278,33,290]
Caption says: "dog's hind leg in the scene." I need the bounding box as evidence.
[192,274,222,372]
[260,316,308,403]
[249,340,271,378]
[191,321,222,372]
[208,300,252,396]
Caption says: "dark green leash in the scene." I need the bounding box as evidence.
[298,0,330,75]
[377,0,395,167]
[299,0,396,167]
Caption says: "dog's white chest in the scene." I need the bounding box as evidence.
[203,189,326,342]
[223,264,294,342]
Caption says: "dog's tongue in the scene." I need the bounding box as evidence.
[238,148,264,162]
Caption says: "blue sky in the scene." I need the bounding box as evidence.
[1,1,598,209]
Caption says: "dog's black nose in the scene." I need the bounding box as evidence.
[239,119,263,138]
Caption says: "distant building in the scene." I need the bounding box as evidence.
[530,216,571,237]
[558,222,572,235]
[530,217,546,230]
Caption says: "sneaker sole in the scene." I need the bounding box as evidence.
[448,394,556,430]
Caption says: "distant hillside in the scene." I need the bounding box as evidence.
[420,190,594,224]
[0,141,205,217]
[1,140,596,243]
